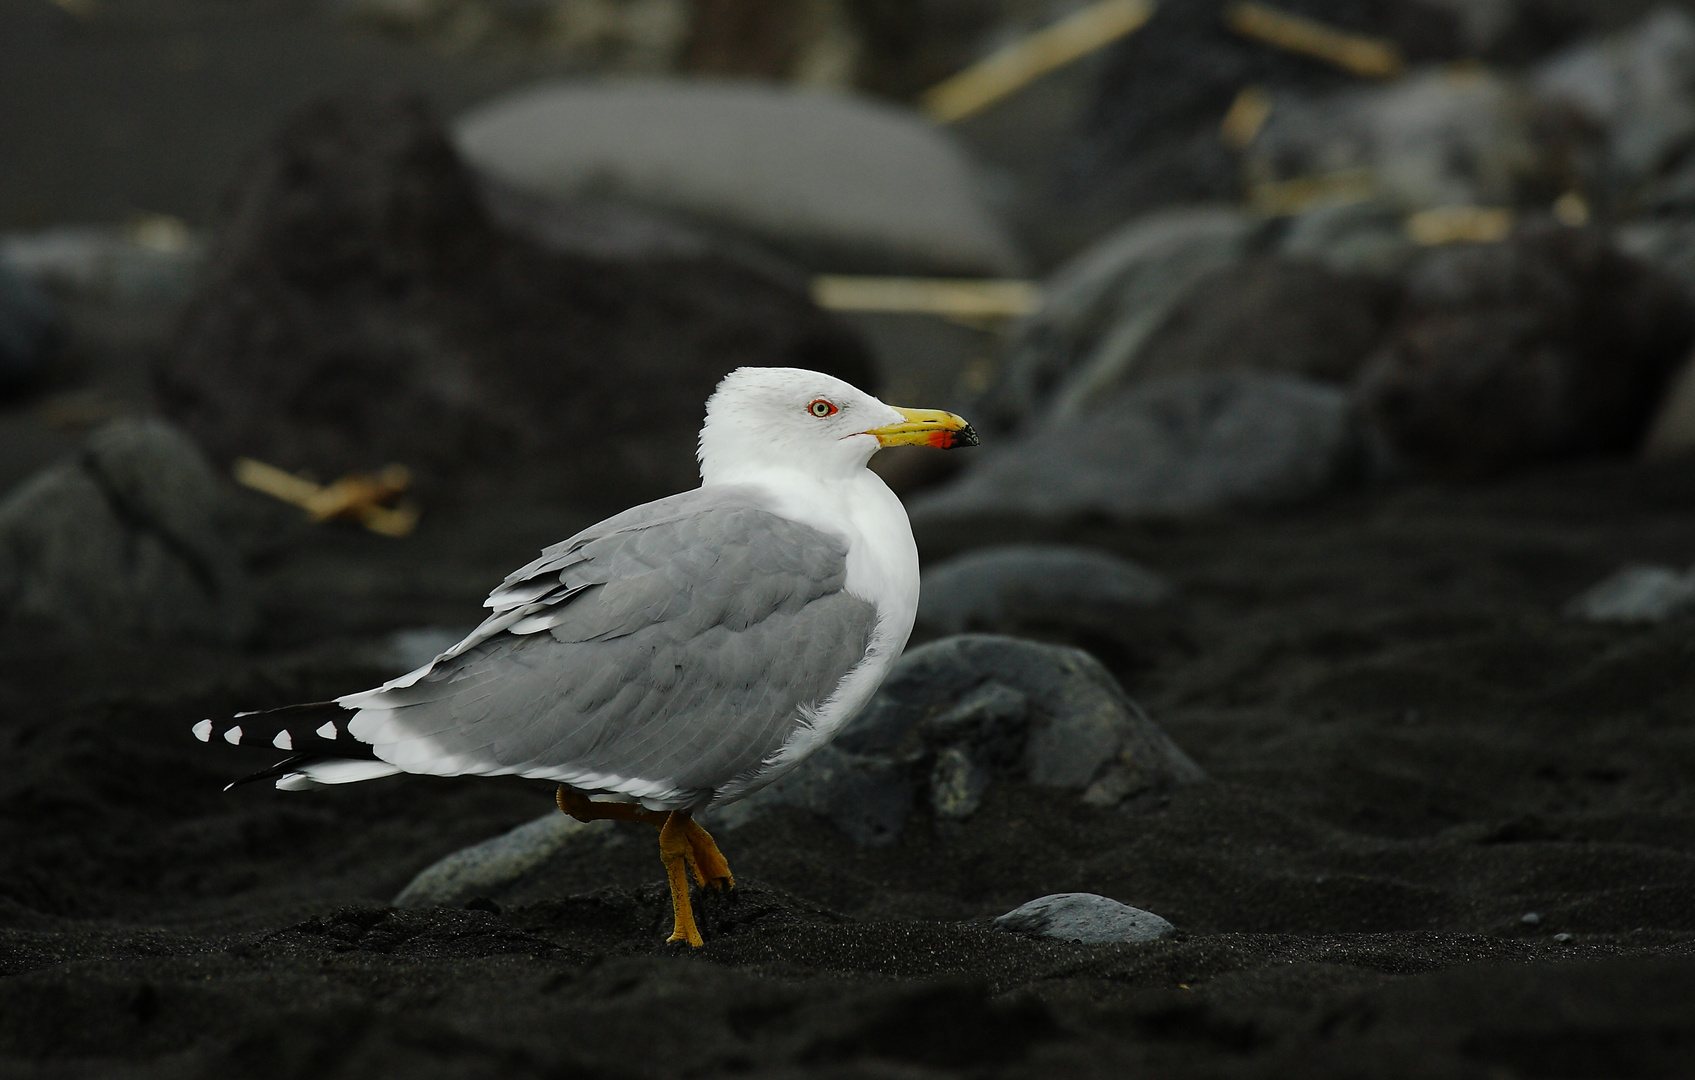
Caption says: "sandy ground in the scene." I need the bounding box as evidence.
[1,449,1693,1077]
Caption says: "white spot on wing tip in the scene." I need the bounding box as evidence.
[315,721,337,740]
[192,719,213,742]
[273,730,293,750]
[223,725,242,745]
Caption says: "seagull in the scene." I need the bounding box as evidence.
[194,366,977,946]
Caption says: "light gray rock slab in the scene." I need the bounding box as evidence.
[393,814,613,908]
[916,544,1173,639]
[911,373,1360,523]
[0,418,253,641]
[993,892,1175,944]
[1566,565,1695,623]
[454,80,1020,277]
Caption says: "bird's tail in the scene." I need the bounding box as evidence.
[191,701,401,791]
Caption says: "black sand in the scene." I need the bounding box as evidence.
[3,451,1694,1077]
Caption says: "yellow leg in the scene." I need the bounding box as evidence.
[681,817,735,892]
[659,812,703,947]
[556,786,734,945]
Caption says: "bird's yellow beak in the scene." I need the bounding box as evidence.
[864,407,981,450]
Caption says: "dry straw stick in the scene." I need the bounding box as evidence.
[812,276,1044,321]
[921,0,1156,124]
[233,458,419,537]
[1224,1,1403,79]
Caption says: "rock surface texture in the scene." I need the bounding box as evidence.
[157,93,874,503]
[915,544,1174,639]
[712,634,1205,842]
[912,372,1363,522]
[1355,227,1695,477]
[994,892,1177,945]
[0,418,253,641]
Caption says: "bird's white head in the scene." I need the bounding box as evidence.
[697,367,978,485]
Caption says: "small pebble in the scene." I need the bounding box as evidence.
[993,892,1175,944]
[1554,932,1574,943]
[1521,912,1541,925]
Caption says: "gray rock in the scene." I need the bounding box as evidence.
[1248,68,1540,212]
[1615,219,1695,300]
[1534,8,1695,197]
[711,634,1204,842]
[993,892,1175,945]
[911,373,1362,523]
[1355,226,1695,478]
[393,813,613,908]
[1566,565,1695,623]
[0,418,254,641]
[1643,352,1695,460]
[1275,199,1415,277]
[979,207,1256,434]
[453,81,1020,277]
[0,223,204,307]
[917,545,1173,639]
[1129,255,1396,388]
[706,741,916,846]
[930,747,990,821]
[0,264,60,389]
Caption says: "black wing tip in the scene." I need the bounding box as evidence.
[223,754,323,791]
[190,700,374,759]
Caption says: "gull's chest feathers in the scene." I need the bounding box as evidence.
[726,469,920,635]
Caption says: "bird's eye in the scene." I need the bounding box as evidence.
[808,399,838,418]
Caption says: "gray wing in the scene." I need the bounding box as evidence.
[342,488,880,807]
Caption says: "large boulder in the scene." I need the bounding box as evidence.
[980,208,1258,434]
[976,207,1399,441]
[156,93,874,504]
[912,372,1365,523]
[1246,68,1544,212]
[1533,7,1695,203]
[1355,226,1695,476]
[1062,0,1463,214]
[453,80,1021,277]
[1129,255,1397,387]
[712,634,1206,842]
[0,418,254,642]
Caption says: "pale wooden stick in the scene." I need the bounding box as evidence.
[233,458,419,537]
[812,276,1044,320]
[1225,1,1403,79]
[921,0,1156,124]
[1404,206,1513,246]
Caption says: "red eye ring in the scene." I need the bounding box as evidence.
[808,399,838,418]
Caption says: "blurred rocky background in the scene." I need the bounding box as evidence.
[9,2,1695,1077]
